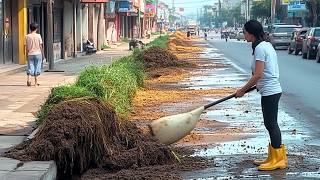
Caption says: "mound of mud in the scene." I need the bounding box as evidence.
[81,155,211,180]
[172,31,187,39]
[170,37,191,47]
[138,46,182,69]
[5,97,176,178]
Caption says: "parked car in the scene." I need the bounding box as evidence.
[236,31,245,41]
[316,44,320,63]
[229,31,237,39]
[269,24,302,49]
[288,28,308,55]
[302,27,320,59]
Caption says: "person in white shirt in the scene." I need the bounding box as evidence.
[235,20,287,171]
[25,22,44,86]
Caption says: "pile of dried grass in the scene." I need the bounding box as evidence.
[5,97,176,178]
[138,46,183,69]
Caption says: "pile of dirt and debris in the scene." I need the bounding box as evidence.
[4,97,177,178]
[80,154,211,180]
[138,46,183,69]
[168,32,202,52]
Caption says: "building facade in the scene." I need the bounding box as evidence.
[0,0,151,65]
[0,0,27,64]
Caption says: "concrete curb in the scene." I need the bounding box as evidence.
[0,158,57,180]
[0,66,26,76]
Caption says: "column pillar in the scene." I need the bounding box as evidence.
[18,0,27,64]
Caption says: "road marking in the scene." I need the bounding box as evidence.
[224,57,248,74]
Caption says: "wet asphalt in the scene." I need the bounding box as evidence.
[179,35,320,179]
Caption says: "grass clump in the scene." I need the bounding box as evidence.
[76,56,146,115]
[36,85,96,125]
[147,35,168,49]
[35,34,165,125]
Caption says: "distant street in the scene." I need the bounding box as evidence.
[207,34,320,136]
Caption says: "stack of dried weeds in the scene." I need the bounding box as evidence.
[138,46,182,69]
[5,97,176,178]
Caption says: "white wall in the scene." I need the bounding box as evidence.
[106,21,118,43]
[82,5,89,44]
[63,1,73,58]
[76,2,82,51]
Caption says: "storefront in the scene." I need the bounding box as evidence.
[145,2,156,33]
[117,0,138,39]
[27,0,63,61]
[0,0,13,64]
[105,0,118,42]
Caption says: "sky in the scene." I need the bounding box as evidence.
[160,0,218,18]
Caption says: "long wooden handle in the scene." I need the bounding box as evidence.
[204,86,257,110]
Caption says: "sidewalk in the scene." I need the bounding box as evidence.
[0,36,158,179]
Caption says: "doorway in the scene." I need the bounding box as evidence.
[0,0,13,64]
[27,3,47,59]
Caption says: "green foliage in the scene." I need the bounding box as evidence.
[251,0,271,19]
[200,3,244,28]
[36,85,96,125]
[146,35,169,49]
[146,0,155,4]
[36,34,168,125]
[151,32,160,35]
[306,0,320,27]
[76,56,146,115]
[101,44,110,49]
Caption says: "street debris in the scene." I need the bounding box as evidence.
[138,46,182,69]
[4,97,177,178]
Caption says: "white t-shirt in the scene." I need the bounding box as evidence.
[251,41,282,96]
[25,33,43,56]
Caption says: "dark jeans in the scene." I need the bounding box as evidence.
[261,93,282,149]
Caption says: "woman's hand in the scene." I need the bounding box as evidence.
[235,89,246,98]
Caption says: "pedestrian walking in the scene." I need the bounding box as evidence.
[235,20,287,171]
[25,22,44,86]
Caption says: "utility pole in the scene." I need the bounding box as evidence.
[271,0,276,24]
[172,0,175,28]
[245,0,250,21]
[47,0,54,70]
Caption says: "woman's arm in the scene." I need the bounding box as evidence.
[236,60,264,97]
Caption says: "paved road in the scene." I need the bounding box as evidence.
[207,35,320,136]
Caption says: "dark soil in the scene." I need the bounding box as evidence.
[79,149,213,180]
[4,97,177,179]
[138,46,183,69]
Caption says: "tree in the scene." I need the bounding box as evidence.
[306,0,320,26]
[251,0,271,20]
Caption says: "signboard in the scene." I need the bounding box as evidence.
[118,8,129,12]
[288,0,306,11]
[81,0,108,3]
[282,0,289,5]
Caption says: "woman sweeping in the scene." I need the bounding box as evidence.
[235,20,287,171]
[25,22,44,86]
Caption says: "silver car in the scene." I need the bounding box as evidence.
[269,25,302,49]
[236,31,245,41]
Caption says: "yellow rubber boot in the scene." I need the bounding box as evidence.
[281,144,288,166]
[253,143,273,166]
[258,145,288,171]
